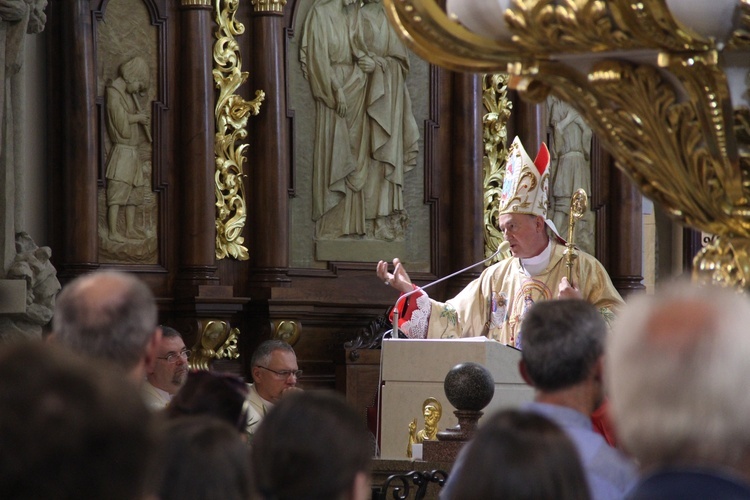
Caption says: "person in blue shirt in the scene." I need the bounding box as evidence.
[443,299,637,500]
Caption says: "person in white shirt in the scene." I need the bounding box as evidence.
[142,326,189,410]
[246,339,301,439]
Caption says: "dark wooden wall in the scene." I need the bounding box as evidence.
[45,0,644,392]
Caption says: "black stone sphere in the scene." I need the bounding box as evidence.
[443,362,495,411]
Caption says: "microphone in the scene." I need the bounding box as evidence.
[390,240,511,336]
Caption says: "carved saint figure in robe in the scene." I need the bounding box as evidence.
[360,0,419,241]
[103,57,151,242]
[300,0,371,239]
[548,95,594,254]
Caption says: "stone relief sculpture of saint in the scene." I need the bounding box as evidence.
[300,0,419,242]
[548,95,595,254]
[103,56,152,243]
[360,0,419,241]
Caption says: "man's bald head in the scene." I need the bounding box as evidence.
[52,271,159,377]
[608,281,750,471]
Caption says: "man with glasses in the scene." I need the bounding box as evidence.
[142,326,189,410]
[246,339,301,439]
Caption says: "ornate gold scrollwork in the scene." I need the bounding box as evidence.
[384,0,750,290]
[693,236,750,290]
[482,73,513,263]
[213,0,265,260]
[190,320,241,371]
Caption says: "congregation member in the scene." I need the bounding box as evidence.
[444,409,591,500]
[50,269,161,385]
[165,370,250,434]
[376,136,622,346]
[157,415,253,500]
[0,342,157,499]
[252,390,372,500]
[442,299,636,499]
[143,325,189,410]
[246,338,301,438]
[608,282,750,498]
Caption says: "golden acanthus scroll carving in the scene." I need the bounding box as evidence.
[190,320,241,371]
[213,0,265,260]
[482,73,513,263]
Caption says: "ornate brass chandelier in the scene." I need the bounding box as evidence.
[383,0,750,289]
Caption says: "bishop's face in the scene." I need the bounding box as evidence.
[497,213,549,259]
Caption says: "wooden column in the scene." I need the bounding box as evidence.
[609,164,645,297]
[446,72,483,296]
[246,0,290,286]
[176,0,219,294]
[58,0,99,278]
[513,98,547,152]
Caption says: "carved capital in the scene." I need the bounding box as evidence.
[181,0,212,7]
[251,0,286,13]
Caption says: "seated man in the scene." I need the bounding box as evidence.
[376,137,622,346]
[442,299,637,500]
[165,370,250,435]
[142,326,189,410]
[0,342,157,499]
[50,270,161,386]
[608,281,750,498]
[443,409,589,500]
[246,339,301,439]
[252,390,372,500]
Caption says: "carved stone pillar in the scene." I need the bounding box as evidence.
[59,0,99,278]
[246,0,290,286]
[176,0,219,295]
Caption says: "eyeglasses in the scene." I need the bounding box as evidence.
[156,349,191,363]
[257,365,302,379]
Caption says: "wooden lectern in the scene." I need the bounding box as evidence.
[379,337,534,460]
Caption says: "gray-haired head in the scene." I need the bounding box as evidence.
[53,270,158,372]
[608,281,750,470]
[520,299,606,392]
[159,326,182,340]
[251,339,295,369]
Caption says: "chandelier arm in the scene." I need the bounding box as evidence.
[608,0,713,52]
[661,52,744,205]
[512,59,742,237]
[383,0,524,72]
